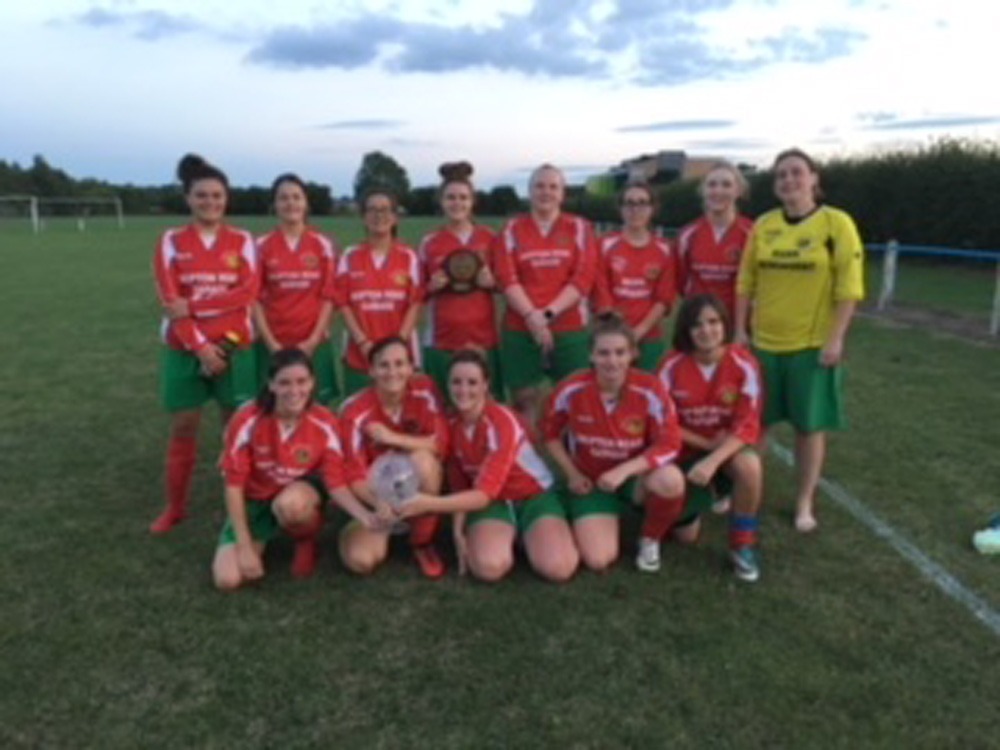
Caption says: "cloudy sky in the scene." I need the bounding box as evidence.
[2,0,998,194]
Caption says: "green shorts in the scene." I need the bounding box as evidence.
[160,345,258,413]
[637,339,667,373]
[500,328,590,392]
[422,346,505,402]
[560,477,640,521]
[755,347,846,432]
[465,490,567,534]
[678,454,735,522]
[256,339,340,404]
[217,499,279,547]
[342,364,371,399]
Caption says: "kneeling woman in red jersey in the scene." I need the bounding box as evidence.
[542,313,686,574]
[338,337,449,578]
[333,190,423,397]
[656,295,764,582]
[592,181,676,371]
[151,154,259,534]
[213,349,376,590]
[254,173,340,403]
[397,350,579,583]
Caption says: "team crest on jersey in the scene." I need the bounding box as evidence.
[293,446,313,465]
[301,253,319,269]
[644,265,661,280]
[392,271,409,286]
[223,252,241,269]
[720,387,738,405]
[797,237,812,250]
[611,256,627,272]
[621,416,644,436]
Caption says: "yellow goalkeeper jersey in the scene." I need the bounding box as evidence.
[736,205,864,352]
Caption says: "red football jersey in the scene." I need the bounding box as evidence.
[675,215,753,316]
[542,368,681,480]
[338,374,448,484]
[332,241,423,371]
[256,227,338,346]
[493,212,597,333]
[655,345,762,460]
[592,232,677,342]
[153,223,259,351]
[221,402,347,500]
[447,400,553,502]
[418,225,499,349]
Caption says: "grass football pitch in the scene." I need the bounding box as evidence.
[1,216,998,748]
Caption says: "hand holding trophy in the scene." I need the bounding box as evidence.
[442,248,484,294]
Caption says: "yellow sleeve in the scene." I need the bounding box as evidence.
[735,222,759,296]
[831,209,865,301]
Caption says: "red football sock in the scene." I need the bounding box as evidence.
[408,513,440,548]
[640,492,685,541]
[151,435,197,533]
[287,511,323,579]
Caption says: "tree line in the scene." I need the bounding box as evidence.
[3,140,999,249]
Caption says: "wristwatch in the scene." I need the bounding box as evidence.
[543,308,555,321]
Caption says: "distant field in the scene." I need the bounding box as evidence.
[1,219,998,748]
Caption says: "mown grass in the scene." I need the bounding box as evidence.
[0,218,998,749]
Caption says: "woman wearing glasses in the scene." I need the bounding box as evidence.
[592,182,676,371]
[332,189,423,397]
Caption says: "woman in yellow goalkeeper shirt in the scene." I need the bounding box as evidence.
[734,149,864,533]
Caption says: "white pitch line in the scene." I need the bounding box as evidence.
[770,442,1000,638]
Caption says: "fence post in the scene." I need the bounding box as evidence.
[877,239,898,311]
[991,259,1000,337]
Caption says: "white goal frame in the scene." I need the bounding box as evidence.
[0,194,40,233]
[37,196,125,230]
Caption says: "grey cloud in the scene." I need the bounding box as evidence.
[617,119,736,133]
[320,120,407,130]
[755,27,865,64]
[864,115,1000,131]
[72,7,202,40]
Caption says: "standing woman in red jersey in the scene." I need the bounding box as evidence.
[150,154,259,534]
[338,337,450,578]
[592,181,676,372]
[541,313,686,574]
[675,161,753,318]
[214,349,377,589]
[397,350,579,583]
[494,164,597,420]
[656,294,764,582]
[333,190,423,398]
[418,161,504,400]
[253,174,340,403]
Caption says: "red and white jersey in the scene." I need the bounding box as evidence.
[256,227,338,346]
[656,345,762,459]
[447,400,553,502]
[675,215,753,316]
[542,368,681,480]
[418,224,499,350]
[493,212,597,333]
[153,223,259,351]
[221,402,347,500]
[332,241,423,371]
[592,232,677,342]
[338,374,448,485]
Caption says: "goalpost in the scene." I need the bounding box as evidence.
[37,196,125,231]
[0,194,40,233]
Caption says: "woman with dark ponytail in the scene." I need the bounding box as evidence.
[417,161,504,399]
[214,349,377,588]
[150,154,260,534]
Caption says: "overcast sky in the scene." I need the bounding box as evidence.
[2,0,998,194]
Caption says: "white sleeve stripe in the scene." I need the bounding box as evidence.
[552,381,587,413]
[307,414,343,452]
[229,413,259,458]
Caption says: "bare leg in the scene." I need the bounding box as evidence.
[523,516,579,583]
[212,541,266,591]
[793,431,825,532]
[465,520,516,582]
[572,515,620,572]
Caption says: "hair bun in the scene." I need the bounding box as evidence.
[596,310,624,325]
[438,161,473,182]
[177,153,209,183]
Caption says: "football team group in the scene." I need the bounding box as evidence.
[149,149,865,589]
